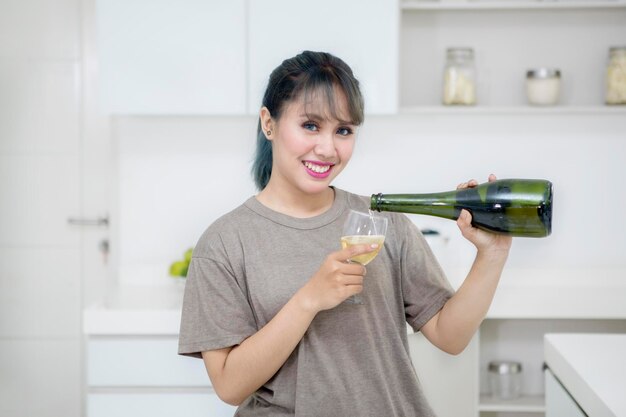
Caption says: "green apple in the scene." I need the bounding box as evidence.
[169,260,188,277]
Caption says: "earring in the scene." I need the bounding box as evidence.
[266,130,272,136]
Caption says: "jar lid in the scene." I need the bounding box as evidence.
[609,46,626,57]
[446,47,474,58]
[488,361,522,374]
[526,68,561,79]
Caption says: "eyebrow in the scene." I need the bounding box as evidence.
[299,113,355,125]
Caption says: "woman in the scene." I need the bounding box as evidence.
[178,51,511,416]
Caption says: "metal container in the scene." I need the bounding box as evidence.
[488,360,522,400]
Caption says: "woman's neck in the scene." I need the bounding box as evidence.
[256,185,335,219]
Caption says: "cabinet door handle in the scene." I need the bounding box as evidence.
[67,215,109,227]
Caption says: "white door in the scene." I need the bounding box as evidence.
[0,0,82,416]
[0,0,112,416]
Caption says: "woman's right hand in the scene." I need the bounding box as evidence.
[297,244,378,313]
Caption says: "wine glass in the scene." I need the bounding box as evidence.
[341,209,388,304]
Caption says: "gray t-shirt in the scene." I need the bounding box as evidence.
[178,188,454,416]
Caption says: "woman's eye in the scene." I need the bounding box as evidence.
[337,127,353,136]
[303,122,318,131]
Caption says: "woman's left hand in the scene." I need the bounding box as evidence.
[456,174,513,254]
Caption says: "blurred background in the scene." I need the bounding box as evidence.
[1,0,625,416]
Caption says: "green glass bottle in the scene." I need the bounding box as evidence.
[370,179,553,238]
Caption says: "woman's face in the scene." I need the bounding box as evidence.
[265,89,358,197]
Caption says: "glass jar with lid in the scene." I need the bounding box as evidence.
[526,68,561,106]
[488,360,522,400]
[443,47,476,106]
[606,46,626,105]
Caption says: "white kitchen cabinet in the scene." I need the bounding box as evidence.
[85,335,236,417]
[247,0,399,115]
[87,337,208,386]
[544,369,586,417]
[409,332,479,417]
[83,284,626,417]
[96,0,398,115]
[478,319,626,417]
[544,333,626,416]
[96,0,246,114]
[88,393,236,417]
[410,319,625,417]
[96,1,626,116]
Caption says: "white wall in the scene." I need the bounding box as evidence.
[115,111,626,287]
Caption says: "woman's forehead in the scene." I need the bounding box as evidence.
[291,88,352,123]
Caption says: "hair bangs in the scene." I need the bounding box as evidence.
[297,68,364,126]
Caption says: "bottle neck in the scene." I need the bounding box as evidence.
[371,191,460,221]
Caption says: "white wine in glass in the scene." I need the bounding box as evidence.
[340,235,385,265]
[341,209,388,305]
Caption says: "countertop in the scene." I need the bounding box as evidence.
[83,268,626,335]
[544,333,626,417]
[83,283,184,335]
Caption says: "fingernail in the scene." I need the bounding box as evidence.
[370,244,379,249]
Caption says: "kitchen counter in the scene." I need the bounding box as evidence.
[544,333,626,417]
[84,268,626,335]
[83,283,185,335]
[83,282,418,335]
[448,267,626,319]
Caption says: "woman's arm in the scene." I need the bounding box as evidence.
[421,175,512,355]
[202,243,378,405]
[202,292,315,406]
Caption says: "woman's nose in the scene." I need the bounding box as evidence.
[314,133,337,159]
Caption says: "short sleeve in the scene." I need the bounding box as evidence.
[178,254,257,359]
[395,215,455,332]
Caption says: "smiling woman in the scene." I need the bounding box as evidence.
[177,50,511,417]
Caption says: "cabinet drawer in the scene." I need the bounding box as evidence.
[87,337,208,387]
[88,393,236,417]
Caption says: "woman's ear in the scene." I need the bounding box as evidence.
[260,107,274,140]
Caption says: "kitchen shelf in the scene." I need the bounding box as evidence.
[399,105,626,115]
[479,394,545,413]
[400,4,626,109]
[402,0,626,10]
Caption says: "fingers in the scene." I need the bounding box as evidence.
[456,209,474,234]
[335,243,378,262]
[457,209,472,225]
[326,247,370,280]
[457,179,478,190]
[343,262,367,277]
[342,273,365,286]
[457,174,499,189]
[336,263,365,294]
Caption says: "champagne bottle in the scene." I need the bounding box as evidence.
[370,179,553,238]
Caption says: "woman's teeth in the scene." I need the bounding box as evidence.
[304,161,331,173]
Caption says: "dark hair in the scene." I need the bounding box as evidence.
[251,51,364,190]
